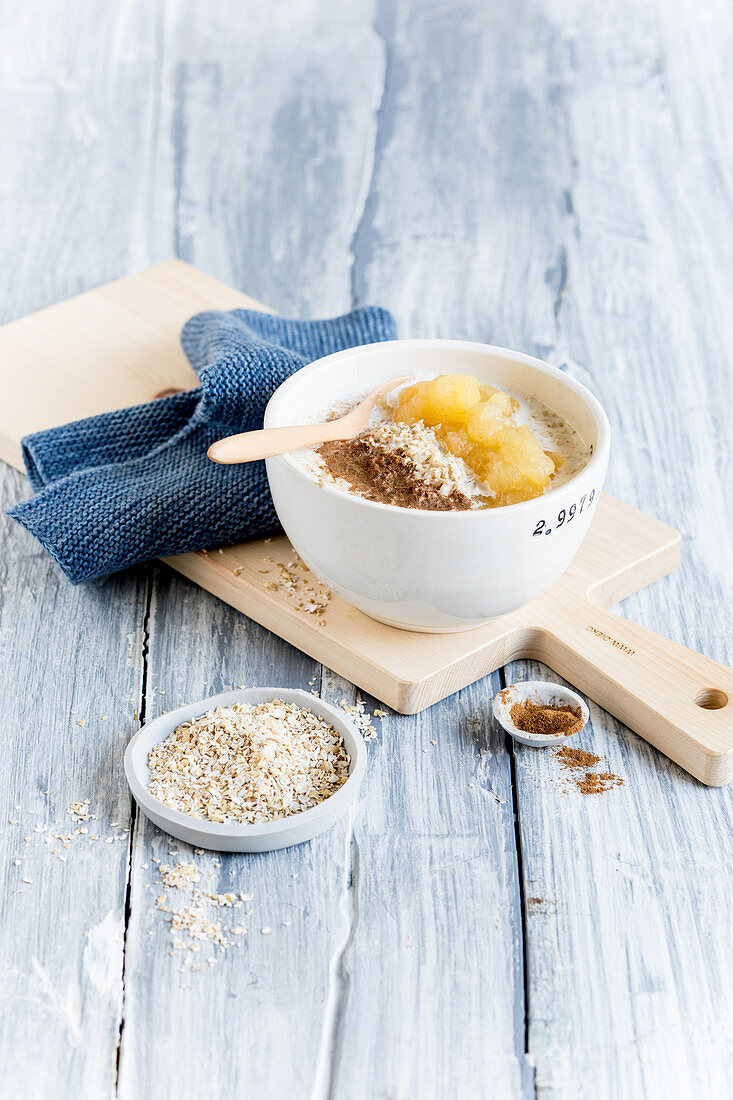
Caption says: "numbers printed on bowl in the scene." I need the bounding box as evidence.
[532,488,597,538]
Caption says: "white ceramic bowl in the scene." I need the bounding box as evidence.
[265,340,610,631]
[124,688,367,852]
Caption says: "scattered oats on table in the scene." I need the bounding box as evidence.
[67,800,91,822]
[338,699,382,741]
[151,860,257,967]
[147,700,350,825]
[159,862,200,889]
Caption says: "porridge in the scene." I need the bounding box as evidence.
[294,373,590,510]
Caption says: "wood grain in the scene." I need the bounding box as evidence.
[0,4,160,1092]
[0,462,146,1097]
[317,670,528,1099]
[1,0,732,1096]
[503,0,733,1094]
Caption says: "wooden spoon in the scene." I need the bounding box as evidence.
[207,376,412,464]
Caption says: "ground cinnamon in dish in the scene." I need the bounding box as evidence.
[509,699,583,737]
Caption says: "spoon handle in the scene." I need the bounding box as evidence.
[208,375,410,464]
[207,420,352,464]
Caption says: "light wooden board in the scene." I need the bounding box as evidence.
[164,489,683,697]
[0,261,266,471]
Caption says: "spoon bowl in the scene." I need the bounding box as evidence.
[493,680,589,746]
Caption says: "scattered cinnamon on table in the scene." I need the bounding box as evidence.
[555,744,624,794]
[556,746,599,768]
[509,699,583,737]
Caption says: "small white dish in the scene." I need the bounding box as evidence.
[492,680,589,746]
[124,687,367,852]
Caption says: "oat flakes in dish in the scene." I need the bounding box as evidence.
[147,701,350,825]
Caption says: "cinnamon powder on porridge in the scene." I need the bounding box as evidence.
[318,435,473,511]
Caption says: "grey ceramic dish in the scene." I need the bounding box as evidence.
[124,687,367,852]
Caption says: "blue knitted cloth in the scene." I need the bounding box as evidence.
[8,306,396,583]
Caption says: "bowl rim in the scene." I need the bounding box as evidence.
[124,687,367,839]
[264,338,610,518]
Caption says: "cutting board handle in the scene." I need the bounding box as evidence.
[532,600,733,786]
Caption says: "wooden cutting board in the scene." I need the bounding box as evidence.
[2,261,732,785]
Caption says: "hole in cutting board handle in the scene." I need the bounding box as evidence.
[694,688,728,710]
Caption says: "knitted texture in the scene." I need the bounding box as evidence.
[8,306,396,583]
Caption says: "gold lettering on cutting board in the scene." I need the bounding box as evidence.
[586,625,635,656]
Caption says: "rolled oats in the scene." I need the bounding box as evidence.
[147,700,350,824]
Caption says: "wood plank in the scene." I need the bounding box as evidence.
[0,2,161,1093]
[508,0,733,1092]
[113,2,455,1096]
[514,672,733,1097]
[315,3,531,1092]
[319,671,528,1098]
[0,463,146,1097]
[0,0,161,324]
[116,568,345,1098]
[112,2,524,1094]
[349,3,577,1091]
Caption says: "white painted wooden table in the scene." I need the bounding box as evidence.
[1,2,732,1097]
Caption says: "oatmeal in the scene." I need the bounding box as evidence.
[147,701,350,824]
[295,373,589,510]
